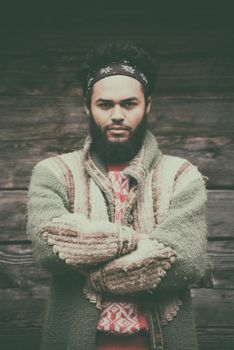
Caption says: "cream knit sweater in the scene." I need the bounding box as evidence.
[27,130,208,350]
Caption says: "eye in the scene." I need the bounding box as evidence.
[98,102,112,109]
[123,101,136,109]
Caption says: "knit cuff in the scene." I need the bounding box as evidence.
[116,225,137,256]
[89,241,177,294]
[89,267,108,293]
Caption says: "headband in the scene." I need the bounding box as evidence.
[85,60,148,97]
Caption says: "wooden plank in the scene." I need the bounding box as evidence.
[0,11,233,56]
[0,335,42,350]
[1,190,233,240]
[0,136,233,189]
[0,55,233,97]
[157,136,234,189]
[1,96,234,142]
[207,191,234,239]
[208,240,234,289]
[0,191,27,240]
[0,96,86,142]
[0,288,233,350]
[197,327,234,350]
[192,289,234,327]
[150,96,234,137]
[0,245,50,289]
[0,240,233,289]
[0,3,230,24]
[0,287,48,338]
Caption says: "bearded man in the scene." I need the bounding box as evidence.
[27,43,208,350]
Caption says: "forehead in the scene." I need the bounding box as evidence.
[92,75,144,101]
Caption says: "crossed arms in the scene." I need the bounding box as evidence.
[27,159,208,295]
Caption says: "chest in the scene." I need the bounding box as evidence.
[60,152,186,235]
[72,168,156,235]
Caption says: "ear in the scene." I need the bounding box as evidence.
[146,96,152,114]
[84,99,90,115]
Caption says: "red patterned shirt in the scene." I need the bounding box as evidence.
[97,163,149,335]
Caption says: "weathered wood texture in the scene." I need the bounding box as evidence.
[0,56,234,97]
[0,4,233,350]
[1,7,233,57]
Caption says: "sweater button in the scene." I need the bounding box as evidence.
[127,214,134,224]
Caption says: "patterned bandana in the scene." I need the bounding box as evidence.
[86,60,148,97]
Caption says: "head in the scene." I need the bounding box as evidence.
[79,43,158,163]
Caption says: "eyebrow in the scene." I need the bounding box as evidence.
[95,97,139,104]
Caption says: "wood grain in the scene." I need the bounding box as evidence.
[0,244,50,289]
[206,190,234,239]
[208,240,234,289]
[197,327,234,350]
[0,56,233,97]
[0,10,233,56]
[192,289,234,327]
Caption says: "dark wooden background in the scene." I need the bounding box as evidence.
[0,2,233,350]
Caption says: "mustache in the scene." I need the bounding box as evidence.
[104,124,131,131]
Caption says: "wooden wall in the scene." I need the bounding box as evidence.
[0,3,233,349]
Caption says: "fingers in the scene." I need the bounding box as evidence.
[43,231,78,244]
[52,246,80,266]
[44,232,117,266]
[169,256,176,264]
[65,257,79,265]
[43,224,115,240]
[156,266,167,277]
[152,246,177,260]
[51,243,79,264]
[43,224,79,237]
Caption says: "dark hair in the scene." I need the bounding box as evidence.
[78,42,159,106]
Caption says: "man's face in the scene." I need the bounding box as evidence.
[85,75,151,143]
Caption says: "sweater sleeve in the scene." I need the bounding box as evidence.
[149,163,208,292]
[27,159,137,274]
[89,164,208,294]
[27,160,74,274]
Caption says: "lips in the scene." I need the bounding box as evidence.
[107,128,129,135]
[106,126,129,131]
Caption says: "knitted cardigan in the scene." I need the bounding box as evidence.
[27,130,208,350]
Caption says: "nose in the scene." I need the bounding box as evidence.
[111,105,124,122]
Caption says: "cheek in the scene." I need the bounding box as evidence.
[90,107,109,127]
[127,107,145,127]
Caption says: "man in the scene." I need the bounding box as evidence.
[27,43,208,350]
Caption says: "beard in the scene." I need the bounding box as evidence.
[88,112,148,164]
